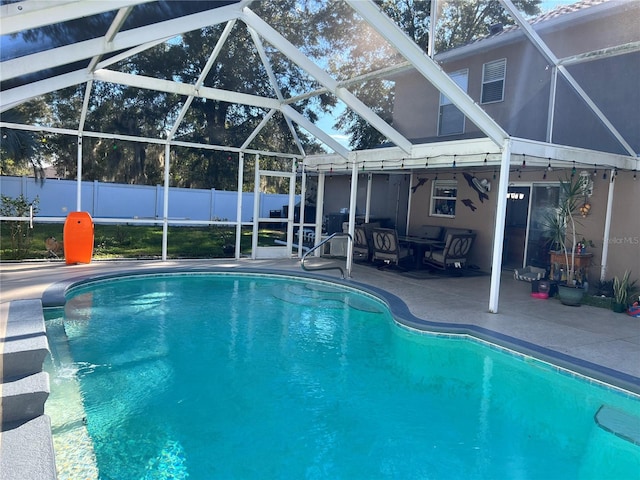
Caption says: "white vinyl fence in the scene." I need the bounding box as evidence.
[0,176,298,223]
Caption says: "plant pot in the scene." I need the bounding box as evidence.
[558,284,584,306]
[612,302,627,313]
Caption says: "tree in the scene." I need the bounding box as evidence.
[29,1,332,188]
[0,194,39,259]
[0,101,51,180]
[436,0,541,51]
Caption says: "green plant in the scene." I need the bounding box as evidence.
[613,270,638,306]
[0,194,40,259]
[542,176,588,285]
[594,279,614,298]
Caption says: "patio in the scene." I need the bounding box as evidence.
[1,257,639,394]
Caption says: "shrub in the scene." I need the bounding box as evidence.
[0,194,39,259]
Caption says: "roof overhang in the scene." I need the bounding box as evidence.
[304,137,638,174]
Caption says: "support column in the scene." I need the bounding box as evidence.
[600,170,616,281]
[251,154,260,259]
[346,155,359,277]
[236,152,244,259]
[161,141,170,261]
[314,172,325,257]
[298,162,307,258]
[365,172,372,223]
[76,136,82,211]
[489,139,512,313]
[406,172,414,236]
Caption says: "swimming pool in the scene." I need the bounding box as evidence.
[45,273,640,479]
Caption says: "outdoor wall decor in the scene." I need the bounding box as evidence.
[411,177,428,193]
[462,199,477,211]
[463,172,490,202]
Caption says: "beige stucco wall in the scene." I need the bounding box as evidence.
[606,172,640,284]
[406,167,639,282]
[321,165,638,284]
[407,170,498,270]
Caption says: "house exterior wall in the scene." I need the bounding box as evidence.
[391,3,640,154]
[408,167,639,283]
[393,3,639,284]
[607,173,640,284]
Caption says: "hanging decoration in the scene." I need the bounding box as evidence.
[461,199,477,212]
[463,172,490,203]
[411,177,428,194]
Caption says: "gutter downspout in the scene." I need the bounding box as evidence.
[489,139,512,313]
[600,170,615,282]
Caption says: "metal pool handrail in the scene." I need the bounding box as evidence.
[301,232,352,279]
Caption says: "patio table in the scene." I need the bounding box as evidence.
[398,236,445,269]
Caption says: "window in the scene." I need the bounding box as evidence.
[481,59,506,103]
[430,180,458,217]
[438,69,468,136]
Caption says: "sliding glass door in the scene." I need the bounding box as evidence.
[503,183,561,269]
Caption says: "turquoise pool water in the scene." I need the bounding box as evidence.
[46,273,640,479]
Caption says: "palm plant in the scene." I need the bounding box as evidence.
[543,176,587,285]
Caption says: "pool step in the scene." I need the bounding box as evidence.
[1,299,50,380]
[595,405,640,446]
[1,371,50,425]
[0,415,56,480]
[1,300,56,480]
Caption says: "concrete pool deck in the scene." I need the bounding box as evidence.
[2,257,639,392]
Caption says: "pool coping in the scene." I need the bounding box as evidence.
[40,266,640,397]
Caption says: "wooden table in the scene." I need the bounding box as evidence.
[549,251,593,282]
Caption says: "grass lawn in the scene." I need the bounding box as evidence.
[0,222,287,261]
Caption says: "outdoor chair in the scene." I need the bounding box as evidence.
[372,228,412,268]
[423,232,476,270]
[352,225,371,261]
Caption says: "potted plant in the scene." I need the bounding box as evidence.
[612,270,638,313]
[543,176,589,306]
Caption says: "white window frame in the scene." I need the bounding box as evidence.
[438,69,468,136]
[481,58,506,104]
[430,179,458,218]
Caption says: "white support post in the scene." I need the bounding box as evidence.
[600,170,616,282]
[298,162,307,259]
[428,0,438,58]
[251,154,260,259]
[546,66,558,143]
[287,163,296,254]
[92,180,98,216]
[365,173,372,223]
[235,152,244,259]
[406,172,414,236]
[314,172,325,257]
[489,139,512,313]
[347,156,359,277]
[76,136,82,211]
[161,141,170,261]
